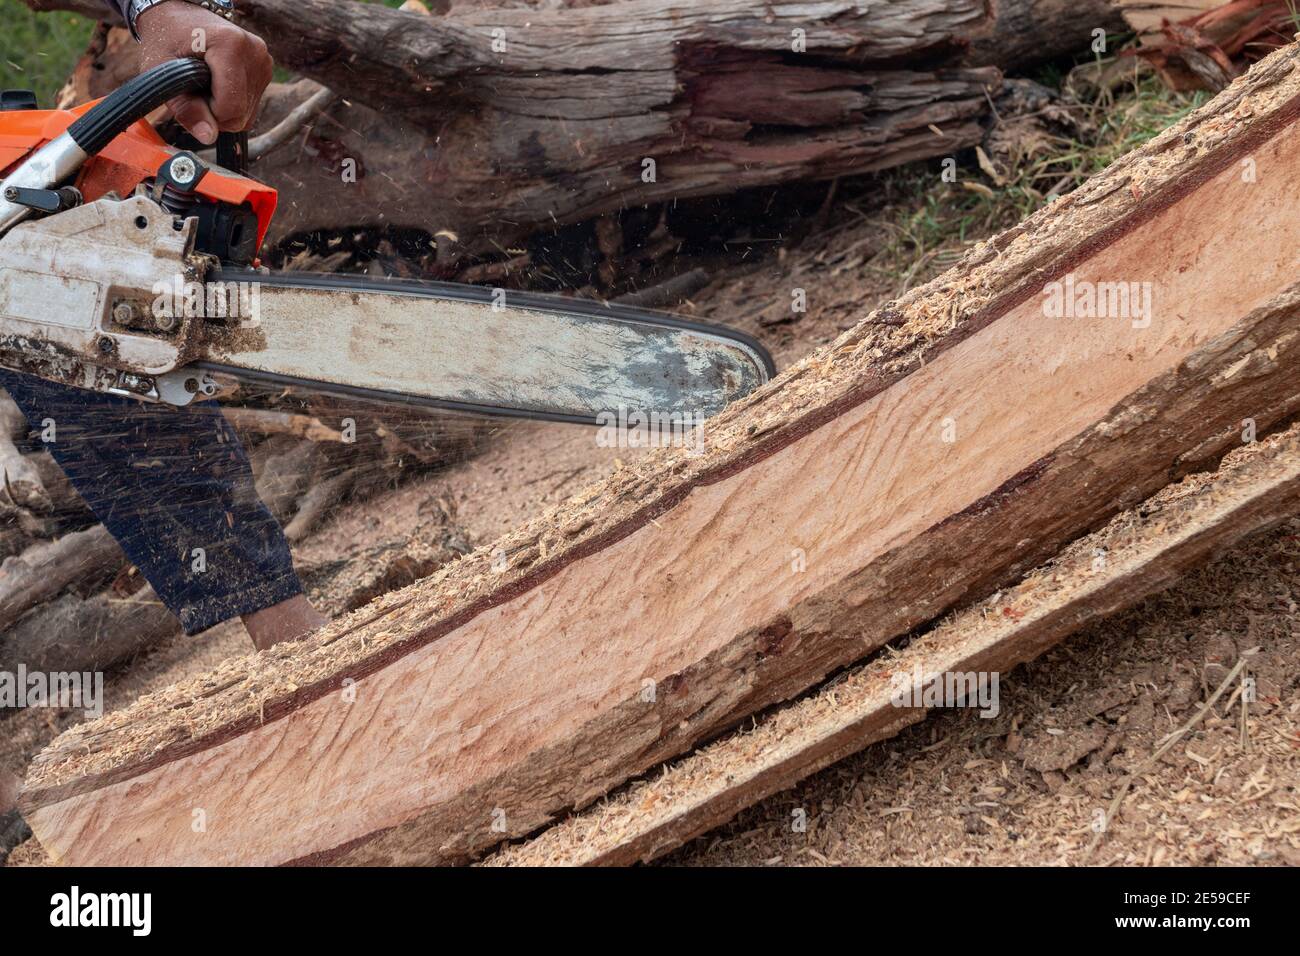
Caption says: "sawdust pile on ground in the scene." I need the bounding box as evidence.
[26,45,1300,794]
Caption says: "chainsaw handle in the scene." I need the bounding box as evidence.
[67,58,212,157]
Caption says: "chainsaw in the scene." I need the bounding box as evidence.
[0,59,773,423]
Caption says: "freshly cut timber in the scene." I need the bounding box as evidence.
[20,46,1300,866]
[487,421,1300,865]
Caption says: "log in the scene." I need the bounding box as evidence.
[19,46,1300,866]
[488,421,1300,865]
[967,0,1129,71]
[0,393,50,515]
[234,0,1124,110]
[24,0,1125,251]
[0,525,123,634]
[0,586,176,679]
[28,1,1001,248]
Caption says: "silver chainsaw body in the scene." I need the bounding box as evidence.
[0,193,219,404]
[0,192,772,422]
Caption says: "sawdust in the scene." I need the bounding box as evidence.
[484,424,1300,865]
[22,43,1300,796]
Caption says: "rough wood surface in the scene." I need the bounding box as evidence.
[235,0,1122,106]
[34,1,1005,249]
[0,525,122,634]
[967,0,1128,70]
[19,47,1300,867]
[0,586,176,680]
[235,0,988,111]
[487,421,1300,865]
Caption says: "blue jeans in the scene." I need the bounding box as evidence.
[0,370,303,634]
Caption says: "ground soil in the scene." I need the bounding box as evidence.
[4,147,1297,866]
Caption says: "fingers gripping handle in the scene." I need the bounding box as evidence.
[67,58,212,156]
[0,59,212,236]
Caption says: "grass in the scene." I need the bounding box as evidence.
[0,0,95,108]
[864,66,1209,290]
[0,0,413,97]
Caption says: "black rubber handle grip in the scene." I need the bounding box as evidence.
[66,58,211,156]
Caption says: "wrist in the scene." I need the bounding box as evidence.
[129,0,236,42]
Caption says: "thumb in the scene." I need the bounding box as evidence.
[167,93,219,145]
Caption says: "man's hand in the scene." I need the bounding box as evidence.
[137,1,273,145]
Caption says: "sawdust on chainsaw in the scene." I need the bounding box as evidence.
[24,44,1300,794]
[484,423,1300,865]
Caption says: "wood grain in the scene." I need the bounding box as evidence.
[489,421,1300,865]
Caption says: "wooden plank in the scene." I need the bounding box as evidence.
[19,45,1300,866]
[487,421,1300,865]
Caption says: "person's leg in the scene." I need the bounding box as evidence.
[0,370,325,648]
[243,594,328,650]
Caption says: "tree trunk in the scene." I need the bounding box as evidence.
[19,46,1300,866]
[30,0,1124,253]
[0,586,176,679]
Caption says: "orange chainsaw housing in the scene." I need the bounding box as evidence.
[0,99,277,255]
